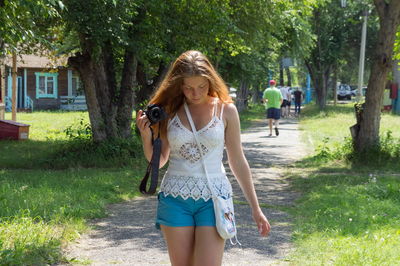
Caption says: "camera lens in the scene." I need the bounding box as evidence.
[151,108,161,119]
[145,104,167,125]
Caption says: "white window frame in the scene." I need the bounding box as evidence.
[35,72,58,99]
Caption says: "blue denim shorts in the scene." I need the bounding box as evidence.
[155,192,216,229]
[266,108,281,120]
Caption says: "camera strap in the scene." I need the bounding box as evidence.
[139,129,162,195]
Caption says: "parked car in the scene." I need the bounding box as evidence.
[349,86,367,97]
[350,85,357,96]
[337,84,352,100]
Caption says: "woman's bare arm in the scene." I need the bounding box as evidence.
[136,110,170,168]
[223,103,270,236]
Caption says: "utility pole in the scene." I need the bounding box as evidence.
[12,52,17,121]
[341,1,367,102]
[357,10,368,102]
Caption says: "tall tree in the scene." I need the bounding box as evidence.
[304,0,376,109]
[57,0,235,141]
[5,0,315,140]
[0,0,60,119]
[219,0,314,111]
[305,1,347,109]
[0,0,59,56]
[354,0,400,151]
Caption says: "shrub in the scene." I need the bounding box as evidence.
[314,131,400,168]
[64,117,92,140]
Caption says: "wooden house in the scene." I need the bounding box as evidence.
[0,54,87,112]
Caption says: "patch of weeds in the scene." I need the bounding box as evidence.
[64,118,92,140]
[46,136,142,168]
[311,131,400,171]
[0,216,63,265]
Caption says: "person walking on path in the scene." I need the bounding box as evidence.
[263,80,283,137]
[279,86,291,118]
[293,87,303,117]
[136,50,270,266]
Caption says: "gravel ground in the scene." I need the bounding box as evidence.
[60,117,307,266]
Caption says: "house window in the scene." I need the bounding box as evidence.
[72,75,83,96]
[35,72,58,98]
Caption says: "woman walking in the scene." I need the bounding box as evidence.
[136,50,270,266]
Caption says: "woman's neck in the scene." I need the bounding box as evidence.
[185,96,214,107]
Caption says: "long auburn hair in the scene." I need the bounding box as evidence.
[149,50,232,138]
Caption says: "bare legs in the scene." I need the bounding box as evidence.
[268,119,273,136]
[280,106,286,118]
[268,119,279,136]
[160,226,195,265]
[193,227,225,266]
[161,225,225,266]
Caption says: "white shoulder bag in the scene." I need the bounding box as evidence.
[184,102,240,244]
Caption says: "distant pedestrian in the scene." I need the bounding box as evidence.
[285,87,292,117]
[263,80,283,136]
[293,87,303,116]
[279,86,291,118]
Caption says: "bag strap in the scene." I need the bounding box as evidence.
[184,101,241,245]
[183,102,217,199]
[139,130,162,195]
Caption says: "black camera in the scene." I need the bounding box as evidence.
[144,104,168,125]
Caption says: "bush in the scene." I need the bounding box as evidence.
[314,131,400,168]
[46,137,142,169]
[33,117,144,169]
[64,118,92,140]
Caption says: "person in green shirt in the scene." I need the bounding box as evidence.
[262,80,283,136]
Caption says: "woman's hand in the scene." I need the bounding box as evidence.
[252,208,271,237]
[136,110,152,140]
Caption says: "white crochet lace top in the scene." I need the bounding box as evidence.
[159,100,232,201]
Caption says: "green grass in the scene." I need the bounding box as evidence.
[0,167,144,265]
[1,111,141,169]
[298,104,400,171]
[4,111,90,141]
[300,104,400,146]
[0,111,147,264]
[289,172,400,265]
[239,104,265,130]
[289,103,400,265]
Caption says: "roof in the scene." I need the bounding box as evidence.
[0,119,30,127]
[3,54,69,68]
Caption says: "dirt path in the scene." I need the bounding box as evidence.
[61,117,307,266]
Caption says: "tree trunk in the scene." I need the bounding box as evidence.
[117,50,138,138]
[68,42,137,142]
[286,67,292,86]
[135,61,168,107]
[306,62,330,109]
[304,8,333,110]
[279,60,284,86]
[316,72,329,110]
[354,0,400,152]
[235,80,249,112]
[252,83,262,104]
[333,67,338,105]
